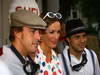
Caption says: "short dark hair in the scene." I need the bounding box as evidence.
[9,26,23,42]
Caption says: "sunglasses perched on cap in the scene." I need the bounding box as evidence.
[43,12,62,19]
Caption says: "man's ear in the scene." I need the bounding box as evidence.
[66,38,70,43]
[14,31,22,39]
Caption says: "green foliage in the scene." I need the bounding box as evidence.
[77,0,100,22]
[71,0,79,7]
[88,24,97,35]
[72,0,100,34]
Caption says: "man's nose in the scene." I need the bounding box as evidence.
[80,36,86,43]
[34,30,41,40]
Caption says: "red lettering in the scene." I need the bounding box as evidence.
[16,6,22,11]
[15,6,38,14]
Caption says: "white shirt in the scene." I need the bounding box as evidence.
[0,60,12,75]
[58,46,100,75]
[0,45,27,75]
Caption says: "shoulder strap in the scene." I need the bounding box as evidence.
[10,45,39,75]
[10,45,26,64]
[88,49,95,75]
[61,52,70,75]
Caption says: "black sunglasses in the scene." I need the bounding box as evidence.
[68,50,87,71]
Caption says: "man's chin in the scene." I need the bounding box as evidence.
[33,48,38,52]
[30,50,36,55]
[78,49,84,52]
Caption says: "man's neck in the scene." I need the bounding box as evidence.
[12,41,27,56]
[69,48,83,60]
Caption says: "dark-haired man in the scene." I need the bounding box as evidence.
[58,19,100,75]
[0,10,47,75]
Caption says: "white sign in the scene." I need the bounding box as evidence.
[9,0,40,15]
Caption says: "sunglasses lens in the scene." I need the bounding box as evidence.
[48,12,55,18]
[56,13,62,19]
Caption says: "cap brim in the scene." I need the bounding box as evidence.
[28,25,46,30]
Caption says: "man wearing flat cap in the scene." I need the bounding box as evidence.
[58,19,100,75]
[0,10,47,75]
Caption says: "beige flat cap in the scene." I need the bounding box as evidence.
[10,10,47,29]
